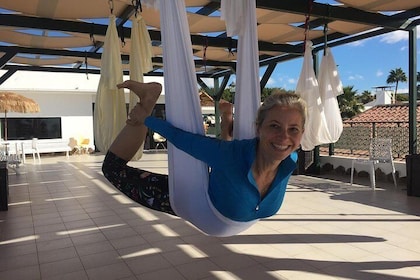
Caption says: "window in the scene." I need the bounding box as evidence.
[1,117,62,140]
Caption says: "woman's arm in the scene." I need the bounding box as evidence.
[146,116,232,167]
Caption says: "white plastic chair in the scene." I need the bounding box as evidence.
[32,138,41,164]
[153,132,166,150]
[68,137,81,155]
[350,138,397,189]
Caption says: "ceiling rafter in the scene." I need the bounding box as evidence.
[254,0,415,30]
[0,1,419,79]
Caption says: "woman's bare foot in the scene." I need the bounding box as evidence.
[219,101,233,140]
[117,80,162,125]
[118,80,162,108]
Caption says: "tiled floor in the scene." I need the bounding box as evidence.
[1,152,420,280]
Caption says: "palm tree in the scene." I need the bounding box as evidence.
[359,90,374,104]
[337,86,364,119]
[386,67,407,104]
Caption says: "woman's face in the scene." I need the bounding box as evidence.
[257,105,304,162]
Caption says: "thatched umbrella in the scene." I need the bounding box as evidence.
[0,91,40,140]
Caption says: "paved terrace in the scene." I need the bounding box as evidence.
[1,152,420,280]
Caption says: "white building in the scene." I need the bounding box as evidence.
[0,71,165,149]
[364,86,393,110]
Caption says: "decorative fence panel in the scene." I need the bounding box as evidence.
[320,122,420,160]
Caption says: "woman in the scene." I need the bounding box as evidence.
[102,80,306,236]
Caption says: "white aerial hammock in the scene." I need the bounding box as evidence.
[296,41,331,151]
[296,41,344,150]
[94,15,126,153]
[129,15,153,160]
[318,47,343,142]
[221,0,261,139]
[143,0,260,236]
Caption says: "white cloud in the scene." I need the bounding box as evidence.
[379,30,407,44]
[266,77,276,86]
[348,74,364,81]
[376,70,383,77]
[288,78,297,85]
[347,74,364,81]
[348,40,365,47]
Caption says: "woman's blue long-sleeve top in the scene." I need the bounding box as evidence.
[145,116,297,222]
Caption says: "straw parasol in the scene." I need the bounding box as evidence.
[0,91,40,140]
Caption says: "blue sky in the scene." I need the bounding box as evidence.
[264,27,420,94]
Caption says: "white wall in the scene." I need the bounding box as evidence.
[320,155,406,177]
[4,89,96,145]
[0,72,166,147]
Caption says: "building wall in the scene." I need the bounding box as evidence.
[5,89,96,146]
[0,73,166,148]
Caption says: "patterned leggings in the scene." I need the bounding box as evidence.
[102,151,176,216]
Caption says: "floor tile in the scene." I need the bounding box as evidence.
[1,153,419,279]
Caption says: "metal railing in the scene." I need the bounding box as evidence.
[320,121,420,160]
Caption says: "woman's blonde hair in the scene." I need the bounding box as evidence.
[255,91,307,128]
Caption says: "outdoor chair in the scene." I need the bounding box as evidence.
[153,132,166,150]
[80,138,90,154]
[31,138,41,164]
[68,137,82,155]
[350,138,397,189]
[0,142,22,174]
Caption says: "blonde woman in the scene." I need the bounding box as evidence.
[102,80,306,236]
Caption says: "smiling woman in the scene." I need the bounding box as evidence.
[102,80,307,236]
[100,0,309,238]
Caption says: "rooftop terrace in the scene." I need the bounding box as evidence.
[1,152,420,279]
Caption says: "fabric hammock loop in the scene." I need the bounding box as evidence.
[303,0,314,51]
[132,0,142,16]
[84,51,89,79]
[203,36,208,71]
[119,26,126,47]
[323,23,328,56]
[89,24,96,46]
[228,37,235,57]
[322,5,331,56]
[108,0,114,15]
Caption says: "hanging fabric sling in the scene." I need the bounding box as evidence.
[142,0,260,236]
[129,14,153,160]
[94,14,126,153]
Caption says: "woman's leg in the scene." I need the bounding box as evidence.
[219,101,233,141]
[108,80,162,161]
[102,151,175,215]
[103,81,175,215]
